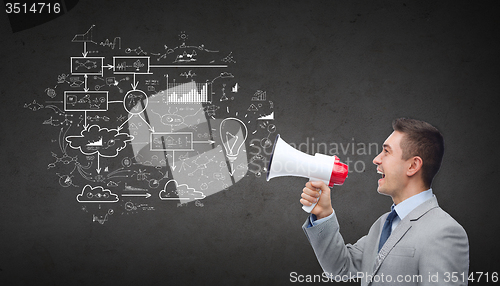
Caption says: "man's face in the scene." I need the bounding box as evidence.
[373,131,409,198]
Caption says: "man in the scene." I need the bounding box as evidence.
[301,118,469,285]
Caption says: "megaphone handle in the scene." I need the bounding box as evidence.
[302,189,321,213]
[303,178,328,213]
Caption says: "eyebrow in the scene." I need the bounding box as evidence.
[383,144,392,151]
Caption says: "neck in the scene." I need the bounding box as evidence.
[392,182,428,205]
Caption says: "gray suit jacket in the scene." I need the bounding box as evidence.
[303,196,469,286]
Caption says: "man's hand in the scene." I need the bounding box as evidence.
[300,181,334,220]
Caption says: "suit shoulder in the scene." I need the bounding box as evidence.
[420,207,468,238]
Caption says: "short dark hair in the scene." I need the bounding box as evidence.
[392,118,444,188]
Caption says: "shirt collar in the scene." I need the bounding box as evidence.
[392,188,433,220]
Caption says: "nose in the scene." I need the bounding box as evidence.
[373,152,382,166]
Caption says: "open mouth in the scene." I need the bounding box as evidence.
[377,169,385,179]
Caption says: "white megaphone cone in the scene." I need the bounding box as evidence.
[266,134,348,213]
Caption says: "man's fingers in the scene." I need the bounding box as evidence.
[302,186,320,197]
[301,192,318,204]
[305,181,318,190]
[302,181,333,212]
[300,198,313,207]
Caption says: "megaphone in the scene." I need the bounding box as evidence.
[266,134,348,213]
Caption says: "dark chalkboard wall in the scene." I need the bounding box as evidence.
[1,1,499,285]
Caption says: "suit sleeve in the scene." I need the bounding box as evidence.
[417,218,469,286]
[302,213,365,276]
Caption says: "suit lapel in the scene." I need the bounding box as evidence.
[371,196,439,275]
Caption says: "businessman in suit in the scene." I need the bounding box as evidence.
[301,118,469,285]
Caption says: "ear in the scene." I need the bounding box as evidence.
[407,156,423,177]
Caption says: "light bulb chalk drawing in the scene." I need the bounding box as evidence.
[128,99,248,204]
[220,117,248,176]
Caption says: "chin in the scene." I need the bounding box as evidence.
[376,186,390,196]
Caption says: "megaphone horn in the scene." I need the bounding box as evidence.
[266,134,348,213]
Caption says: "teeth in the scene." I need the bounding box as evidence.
[377,170,385,178]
